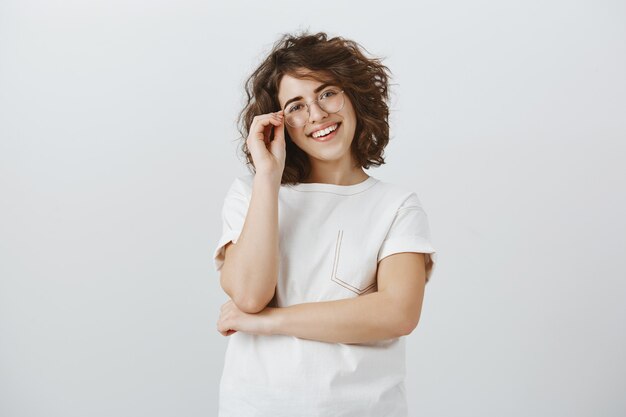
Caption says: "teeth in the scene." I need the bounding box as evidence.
[312,124,338,138]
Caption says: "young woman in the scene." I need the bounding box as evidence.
[213,31,437,417]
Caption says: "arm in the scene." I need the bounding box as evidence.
[265,252,427,344]
[220,173,280,314]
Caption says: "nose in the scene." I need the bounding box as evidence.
[307,101,329,125]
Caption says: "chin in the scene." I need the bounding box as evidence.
[309,142,353,161]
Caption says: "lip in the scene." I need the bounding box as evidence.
[309,122,341,137]
[311,123,340,143]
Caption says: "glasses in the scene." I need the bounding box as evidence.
[282,88,345,128]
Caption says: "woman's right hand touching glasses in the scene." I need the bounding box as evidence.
[246,110,286,182]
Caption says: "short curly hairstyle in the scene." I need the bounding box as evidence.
[236,30,393,185]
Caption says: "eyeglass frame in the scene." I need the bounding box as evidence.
[281,89,346,128]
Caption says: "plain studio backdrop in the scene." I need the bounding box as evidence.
[1,0,625,416]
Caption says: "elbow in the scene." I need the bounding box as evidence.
[398,313,421,336]
[220,283,269,314]
[395,297,423,336]
[221,277,274,314]
[232,293,273,314]
[219,268,275,313]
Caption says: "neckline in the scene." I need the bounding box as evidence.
[285,175,378,195]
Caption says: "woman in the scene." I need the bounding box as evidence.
[213,31,437,417]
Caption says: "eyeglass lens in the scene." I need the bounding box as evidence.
[284,89,344,127]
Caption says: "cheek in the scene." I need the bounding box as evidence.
[288,127,306,141]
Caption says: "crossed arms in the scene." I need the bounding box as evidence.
[218,251,427,344]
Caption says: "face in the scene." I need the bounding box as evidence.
[277,71,358,166]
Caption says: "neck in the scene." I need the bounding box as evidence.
[303,167,369,186]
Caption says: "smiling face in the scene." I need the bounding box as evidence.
[277,70,358,169]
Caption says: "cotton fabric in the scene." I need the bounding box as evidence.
[213,174,437,417]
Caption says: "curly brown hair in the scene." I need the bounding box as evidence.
[236,30,393,185]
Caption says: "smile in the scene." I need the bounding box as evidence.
[311,123,340,142]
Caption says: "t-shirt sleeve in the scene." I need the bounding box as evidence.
[212,177,251,272]
[377,192,438,283]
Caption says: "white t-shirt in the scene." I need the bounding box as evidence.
[212,173,437,417]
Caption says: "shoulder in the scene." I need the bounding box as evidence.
[226,173,255,198]
[372,178,425,210]
[236,173,255,187]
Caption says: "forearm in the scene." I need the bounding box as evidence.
[223,173,280,311]
[268,291,410,344]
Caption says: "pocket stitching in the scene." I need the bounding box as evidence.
[331,229,376,295]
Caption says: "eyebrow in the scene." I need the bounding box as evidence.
[282,83,335,111]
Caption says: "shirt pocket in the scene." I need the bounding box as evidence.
[331,229,377,295]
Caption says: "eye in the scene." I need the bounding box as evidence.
[320,90,337,100]
[287,103,303,113]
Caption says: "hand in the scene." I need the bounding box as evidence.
[246,110,286,180]
[217,299,276,337]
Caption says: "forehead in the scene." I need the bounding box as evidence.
[278,73,323,92]
[278,72,335,104]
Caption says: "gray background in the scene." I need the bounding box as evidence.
[1,0,625,416]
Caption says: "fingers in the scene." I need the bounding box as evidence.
[246,111,287,171]
[270,120,285,148]
[268,112,284,143]
[217,320,237,336]
[251,111,284,135]
[217,315,232,336]
[254,112,282,125]
[263,114,284,134]
[218,300,237,336]
[271,110,284,120]
[248,112,285,148]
